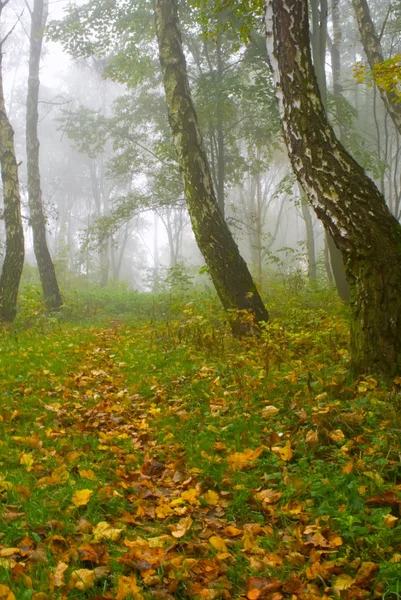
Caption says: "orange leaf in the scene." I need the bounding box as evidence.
[247,590,261,600]
[116,574,144,600]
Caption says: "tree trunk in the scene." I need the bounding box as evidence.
[265,0,401,376]
[26,0,62,310]
[300,191,317,280]
[155,0,268,332]
[353,0,401,136]
[0,33,24,321]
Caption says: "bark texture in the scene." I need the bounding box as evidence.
[155,0,268,331]
[353,0,401,136]
[27,0,62,309]
[265,0,401,376]
[0,37,24,321]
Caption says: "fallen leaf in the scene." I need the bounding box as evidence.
[71,489,93,507]
[79,469,96,480]
[20,453,34,471]
[52,561,68,588]
[116,574,144,600]
[384,514,398,528]
[0,585,15,600]
[204,490,219,506]
[69,569,95,590]
[261,406,279,418]
[93,521,123,542]
[209,535,228,552]
[333,574,355,591]
[272,441,293,461]
[171,517,193,538]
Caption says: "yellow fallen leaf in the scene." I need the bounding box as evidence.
[0,584,16,600]
[93,521,123,542]
[71,489,93,507]
[69,569,95,590]
[227,446,265,470]
[52,561,68,588]
[0,549,20,557]
[384,514,398,528]
[390,553,401,563]
[247,590,261,600]
[52,467,69,484]
[79,469,96,480]
[116,574,144,600]
[333,574,355,591]
[171,517,193,538]
[20,453,34,471]
[204,490,219,506]
[181,488,200,505]
[224,525,243,537]
[209,535,228,552]
[329,429,345,443]
[272,441,293,461]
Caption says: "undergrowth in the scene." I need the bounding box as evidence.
[0,284,399,599]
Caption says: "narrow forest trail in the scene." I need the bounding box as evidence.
[0,315,400,599]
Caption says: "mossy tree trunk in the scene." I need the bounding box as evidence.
[155,0,268,331]
[0,4,24,322]
[265,0,401,376]
[353,0,401,135]
[26,0,62,310]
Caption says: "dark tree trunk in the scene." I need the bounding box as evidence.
[155,0,268,332]
[26,0,62,310]
[265,0,401,376]
[0,6,25,322]
[353,0,401,136]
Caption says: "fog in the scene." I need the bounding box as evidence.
[0,0,398,293]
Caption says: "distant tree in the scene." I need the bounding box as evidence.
[0,0,24,322]
[155,0,268,331]
[26,0,62,309]
[266,0,401,376]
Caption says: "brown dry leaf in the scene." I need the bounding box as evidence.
[116,574,144,600]
[69,569,95,590]
[271,441,293,461]
[52,561,68,588]
[78,543,109,565]
[71,489,93,507]
[171,517,193,538]
[366,491,400,506]
[355,562,378,586]
[209,536,228,552]
[0,585,15,600]
[93,521,123,542]
[333,574,355,591]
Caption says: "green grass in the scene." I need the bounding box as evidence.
[0,285,399,598]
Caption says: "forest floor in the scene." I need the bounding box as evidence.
[0,296,400,600]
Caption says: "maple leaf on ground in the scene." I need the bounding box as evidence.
[93,521,123,542]
[227,446,265,470]
[51,561,68,588]
[116,575,144,600]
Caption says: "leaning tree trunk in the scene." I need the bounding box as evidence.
[26,0,62,310]
[353,0,401,136]
[0,40,24,321]
[265,0,401,376]
[155,0,268,332]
